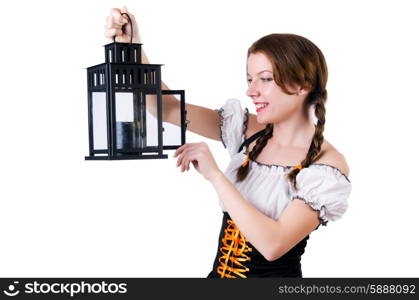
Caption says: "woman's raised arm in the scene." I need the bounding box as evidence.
[104,7,263,141]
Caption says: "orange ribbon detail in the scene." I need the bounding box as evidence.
[216,219,253,278]
[242,155,250,167]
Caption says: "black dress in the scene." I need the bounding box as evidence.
[207,211,309,278]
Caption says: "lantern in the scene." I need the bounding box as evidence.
[85,14,187,160]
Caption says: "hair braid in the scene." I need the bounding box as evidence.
[287,91,327,191]
[236,124,273,182]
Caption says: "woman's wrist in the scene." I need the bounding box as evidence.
[208,170,225,185]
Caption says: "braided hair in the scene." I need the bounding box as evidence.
[236,34,328,191]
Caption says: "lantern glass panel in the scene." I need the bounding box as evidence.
[143,92,160,148]
[162,95,181,147]
[143,91,182,148]
[115,92,144,153]
[92,92,108,150]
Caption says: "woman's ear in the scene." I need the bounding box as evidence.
[297,87,309,96]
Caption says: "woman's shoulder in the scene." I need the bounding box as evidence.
[315,140,350,178]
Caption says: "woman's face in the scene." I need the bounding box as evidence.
[246,52,304,124]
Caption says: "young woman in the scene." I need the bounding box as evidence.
[105,7,352,278]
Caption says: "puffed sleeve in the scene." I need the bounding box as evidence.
[289,165,352,227]
[215,98,249,157]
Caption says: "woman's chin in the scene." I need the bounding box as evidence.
[256,114,270,125]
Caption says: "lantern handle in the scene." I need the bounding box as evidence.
[113,13,133,44]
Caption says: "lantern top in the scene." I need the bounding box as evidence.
[104,42,145,64]
[103,13,144,64]
[103,41,143,47]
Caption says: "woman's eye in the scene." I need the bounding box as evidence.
[247,78,272,84]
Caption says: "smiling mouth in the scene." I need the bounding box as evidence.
[256,103,269,112]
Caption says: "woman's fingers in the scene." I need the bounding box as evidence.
[182,156,194,172]
[176,153,183,167]
[175,146,191,172]
[110,8,127,25]
[105,16,123,30]
[183,159,191,172]
[104,6,140,43]
[105,10,127,40]
[177,151,190,171]
[173,142,217,180]
[174,144,187,158]
[120,6,135,21]
[105,28,123,39]
[174,144,202,172]
[120,6,128,14]
[175,148,186,167]
[180,150,199,172]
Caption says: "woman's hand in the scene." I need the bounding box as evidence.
[104,7,140,43]
[173,142,223,182]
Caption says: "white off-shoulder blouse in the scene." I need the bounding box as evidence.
[215,98,352,227]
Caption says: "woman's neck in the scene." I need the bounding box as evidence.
[270,115,316,150]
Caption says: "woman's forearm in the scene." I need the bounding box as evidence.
[209,172,280,261]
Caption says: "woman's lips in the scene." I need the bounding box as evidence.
[256,103,269,113]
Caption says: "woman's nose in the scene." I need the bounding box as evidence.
[246,81,260,97]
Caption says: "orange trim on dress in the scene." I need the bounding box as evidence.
[216,219,253,278]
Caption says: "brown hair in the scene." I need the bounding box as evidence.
[236,33,328,191]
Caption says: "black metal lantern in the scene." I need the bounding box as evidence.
[85,15,187,160]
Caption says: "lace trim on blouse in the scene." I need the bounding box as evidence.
[247,158,351,183]
[292,195,328,227]
[215,108,227,148]
[242,107,249,146]
[215,107,249,151]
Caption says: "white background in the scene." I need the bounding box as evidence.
[1,0,418,277]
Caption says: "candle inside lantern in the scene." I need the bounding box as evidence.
[116,121,139,153]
